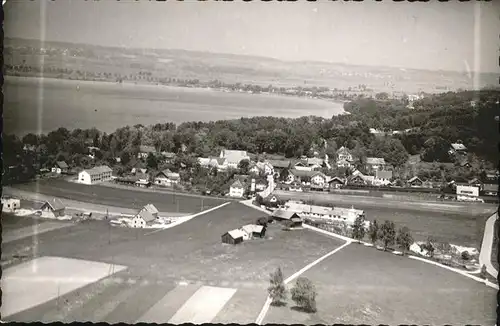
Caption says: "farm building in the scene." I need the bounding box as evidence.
[154,169,180,187]
[239,224,265,239]
[221,229,245,245]
[39,198,66,218]
[131,205,159,228]
[51,161,69,174]
[272,209,302,222]
[78,165,113,185]
[1,197,21,212]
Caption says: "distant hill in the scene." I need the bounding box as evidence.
[5,37,498,93]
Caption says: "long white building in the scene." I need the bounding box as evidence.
[78,165,113,185]
[283,200,365,225]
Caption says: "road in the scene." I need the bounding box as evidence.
[479,212,499,278]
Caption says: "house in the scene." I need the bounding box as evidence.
[365,157,386,173]
[160,152,176,163]
[336,146,354,168]
[137,145,157,159]
[1,197,21,212]
[220,149,250,169]
[249,161,274,176]
[407,176,424,187]
[198,157,228,172]
[287,170,327,188]
[346,173,371,186]
[135,172,151,188]
[51,161,69,174]
[327,206,366,225]
[374,170,393,186]
[131,210,157,228]
[328,177,345,190]
[39,198,66,218]
[229,179,247,198]
[78,165,113,185]
[267,159,291,178]
[139,204,159,219]
[221,229,245,245]
[154,169,180,187]
[448,143,467,155]
[482,184,498,196]
[293,159,322,172]
[240,224,265,239]
[468,178,484,191]
[456,185,480,201]
[484,172,499,182]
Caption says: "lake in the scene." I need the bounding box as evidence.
[4,77,345,136]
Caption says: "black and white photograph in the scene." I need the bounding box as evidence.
[2,0,499,324]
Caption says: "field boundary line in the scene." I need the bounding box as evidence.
[408,255,499,290]
[255,240,351,325]
[144,202,231,236]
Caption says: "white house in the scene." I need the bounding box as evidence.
[131,210,156,228]
[220,149,250,169]
[51,161,69,174]
[39,198,66,218]
[2,197,21,212]
[229,179,246,198]
[154,169,180,187]
[78,165,113,185]
[374,170,393,186]
[336,146,354,168]
[456,185,480,201]
[198,157,228,172]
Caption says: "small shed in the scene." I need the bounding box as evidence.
[240,224,265,239]
[221,229,245,245]
[39,198,66,218]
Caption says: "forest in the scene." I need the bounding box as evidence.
[3,89,498,187]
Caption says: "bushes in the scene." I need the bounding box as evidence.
[290,277,317,313]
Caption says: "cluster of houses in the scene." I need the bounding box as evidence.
[221,223,266,245]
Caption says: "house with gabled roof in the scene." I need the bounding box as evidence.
[198,156,228,172]
[229,179,247,198]
[139,204,159,219]
[221,229,245,245]
[374,170,393,186]
[239,224,265,239]
[347,173,371,186]
[407,176,424,187]
[154,169,180,187]
[335,146,354,168]
[52,161,69,174]
[328,177,345,190]
[287,169,327,187]
[249,161,274,176]
[39,198,66,218]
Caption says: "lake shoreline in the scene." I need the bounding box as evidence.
[5,75,346,136]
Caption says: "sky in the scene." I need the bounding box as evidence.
[4,0,500,73]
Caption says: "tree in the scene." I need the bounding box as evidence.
[146,153,158,169]
[368,219,379,244]
[379,220,396,251]
[268,267,287,306]
[351,216,366,243]
[238,159,251,174]
[396,226,413,255]
[290,277,317,313]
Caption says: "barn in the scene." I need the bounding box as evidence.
[39,199,66,218]
[272,209,304,228]
[240,224,265,239]
[221,229,245,245]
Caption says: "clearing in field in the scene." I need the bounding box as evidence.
[1,256,127,318]
[168,286,237,324]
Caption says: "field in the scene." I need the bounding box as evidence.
[2,202,344,323]
[264,243,496,325]
[9,179,228,214]
[4,76,344,136]
[273,190,496,247]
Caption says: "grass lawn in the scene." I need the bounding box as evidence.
[264,243,496,325]
[11,179,227,213]
[273,190,496,247]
